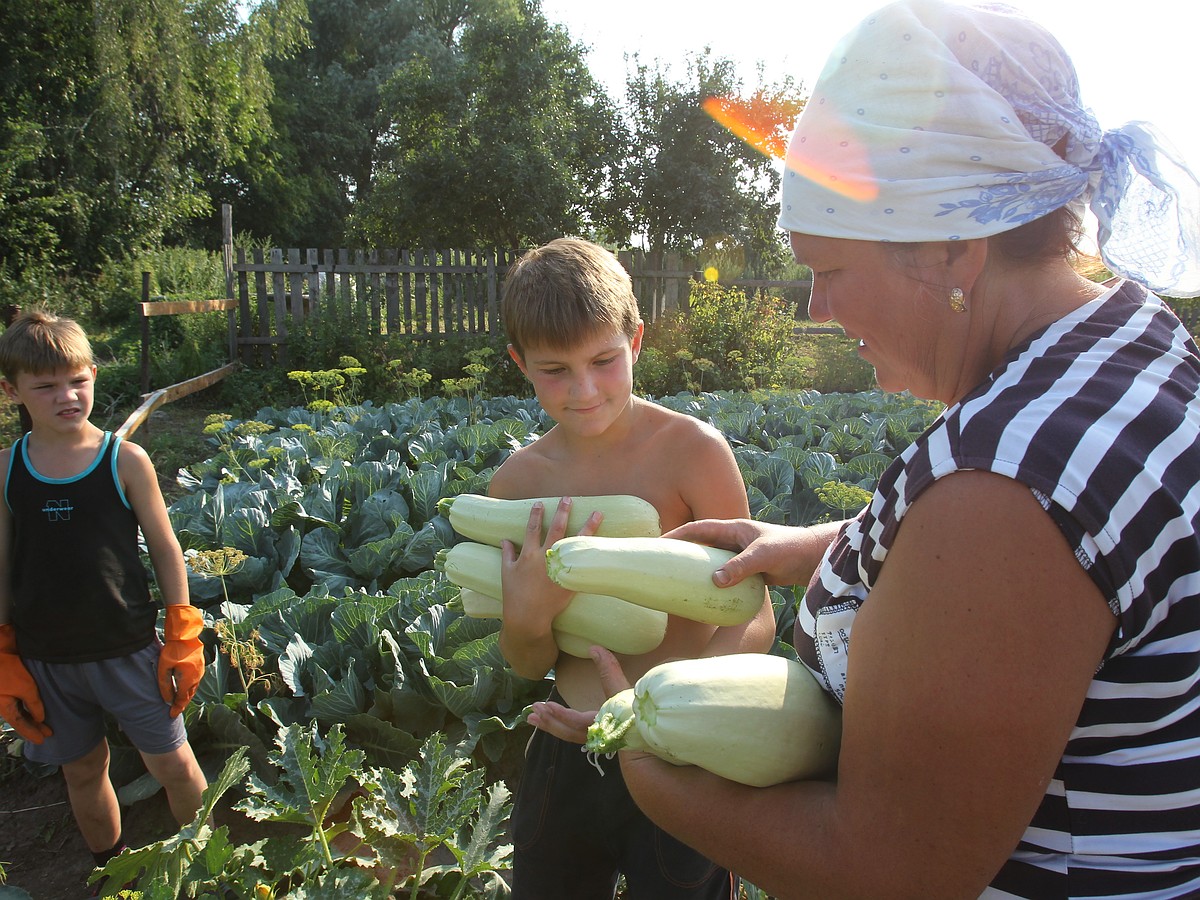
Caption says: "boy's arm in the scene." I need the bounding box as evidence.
[678,424,775,657]
[119,440,189,606]
[118,441,204,716]
[0,449,53,742]
[486,461,588,680]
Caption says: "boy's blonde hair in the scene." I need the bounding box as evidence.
[502,238,641,358]
[0,309,94,381]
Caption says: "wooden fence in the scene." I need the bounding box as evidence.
[218,204,807,366]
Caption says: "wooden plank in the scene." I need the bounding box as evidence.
[271,248,288,366]
[230,261,489,275]
[140,273,151,395]
[400,249,412,333]
[236,247,253,365]
[288,248,304,323]
[254,247,270,365]
[429,249,441,336]
[414,249,428,334]
[222,205,234,300]
[487,250,499,335]
[453,249,465,333]
[139,298,239,316]
[306,249,321,322]
[372,250,386,336]
[343,250,355,324]
[116,363,240,440]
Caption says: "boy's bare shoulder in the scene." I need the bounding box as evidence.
[636,398,728,447]
[115,436,151,464]
[114,436,161,483]
[486,432,556,499]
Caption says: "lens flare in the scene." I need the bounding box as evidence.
[701,96,790,160]
[704,94,879,203]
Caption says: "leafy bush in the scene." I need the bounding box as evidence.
[281,315,530,411]
[94,727,515,898]
[638,281,810,395]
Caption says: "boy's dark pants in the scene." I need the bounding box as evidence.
[511,690,737,900]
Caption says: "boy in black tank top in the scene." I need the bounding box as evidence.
[0,310,208,893]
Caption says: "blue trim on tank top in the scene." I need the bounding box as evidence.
[18,432,128,508]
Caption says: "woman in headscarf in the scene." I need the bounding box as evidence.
[531,1,1200,896]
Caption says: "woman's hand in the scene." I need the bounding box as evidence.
[665,518,843,588]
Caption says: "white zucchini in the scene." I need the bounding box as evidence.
[441,542,668,655]
[457,588,600,659]
[584,653,842,787]
[545,535,767,627]
[438,493,662,547]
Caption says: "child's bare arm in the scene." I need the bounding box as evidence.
[0,451,13,626]
[119,441,206,716]
[674,423,775,657]
[117,441,189,607]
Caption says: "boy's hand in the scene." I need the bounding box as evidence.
[0,624,53,744]
[501,498,599,631]
[158,605,205,717]
[526,647,635,744]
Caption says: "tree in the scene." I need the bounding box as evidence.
[618,51,805,274]
[352,0,629,248]
[0,0,307,277]
[218,0,427,247]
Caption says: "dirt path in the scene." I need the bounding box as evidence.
[0,747,180,898]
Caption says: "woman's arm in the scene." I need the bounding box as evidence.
[612,470,1115,899]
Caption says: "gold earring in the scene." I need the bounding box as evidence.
[949,287,966,313]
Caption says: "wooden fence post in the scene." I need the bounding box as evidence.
[222,204,237,363]
[140,272,151,397]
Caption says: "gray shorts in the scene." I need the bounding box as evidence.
[22,642,187,766]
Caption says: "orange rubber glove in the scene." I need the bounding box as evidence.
[0,623,53,744]
[157,605,205,718]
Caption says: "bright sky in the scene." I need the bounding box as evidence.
[539,0,1198,170]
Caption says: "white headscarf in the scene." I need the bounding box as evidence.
[777,0,1200,297]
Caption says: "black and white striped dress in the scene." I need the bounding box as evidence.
[795,280,1200,898]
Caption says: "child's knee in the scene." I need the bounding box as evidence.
[60,740,111,787]
[142,744,202,789]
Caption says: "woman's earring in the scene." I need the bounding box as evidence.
[949,287,967,313]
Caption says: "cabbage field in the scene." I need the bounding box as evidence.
[71,389,942,897]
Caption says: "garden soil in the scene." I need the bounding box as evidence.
[0,741,248,899]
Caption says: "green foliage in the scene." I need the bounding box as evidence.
[353,731,513,899]
[0,0,308,275]
[265,319,530,417]
[790,330,877,394]
[637,281,809,395]
[353,0,627,248]
[92,727,513,898]
[618,50,804,263]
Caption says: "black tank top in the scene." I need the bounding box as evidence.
[4,432,156,662]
